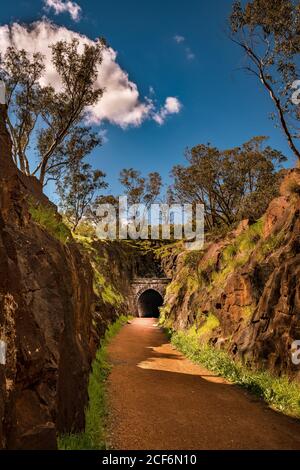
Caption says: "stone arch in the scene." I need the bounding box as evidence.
[135,285,166,302]
[130,277,170,317]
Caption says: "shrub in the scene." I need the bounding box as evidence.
[75,221,97,238]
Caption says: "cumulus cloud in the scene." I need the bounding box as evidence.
[0,20,181,128]
[153,97,182,125]
[44,0,82,22]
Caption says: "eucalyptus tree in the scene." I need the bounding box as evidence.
[0,38,105,185]
[230,0,300,162]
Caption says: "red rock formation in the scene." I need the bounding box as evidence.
[161,174,300,380]
[0,104,134,449]
[0,103,96,448]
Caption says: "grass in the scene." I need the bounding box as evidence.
[258,230,286,258]
[29,201,72,244]
[170,328,300,418]
[102,284,124,307]
[197,313,220,337]
[208,218,264,289]
[92,265,124,307]
[58,315,129,450]
[79,244,125,308]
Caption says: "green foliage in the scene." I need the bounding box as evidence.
[159,304,174,329]
[238,218,264,250]
[58,315,129,450]
[183,250,202,268]
[154,240,183,260]
[197,313,220,337]
[92,267,124,307]
[171,329,300,418]
[1,39,105,183]
[169,136,284,230]
[76,238,125,308]
[102,284,124,307]
[223,243,238,261]
[210,219,264,288]
[119,168,162,206]
[241,304,255,320]
[29,202,72,244]
[259,230,285,258]
[75,221,97,238]
[57,162,107,232]
[186,273,199,293]
[91,260,124,307]
[93,269,106,296]
[165,281,181,297]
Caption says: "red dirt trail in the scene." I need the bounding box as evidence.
[107,318,300,450]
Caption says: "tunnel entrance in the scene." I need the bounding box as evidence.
[138,289,163,318]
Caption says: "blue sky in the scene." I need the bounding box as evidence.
[1,0,296,200]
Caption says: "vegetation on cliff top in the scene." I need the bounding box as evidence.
[29,201,72,244]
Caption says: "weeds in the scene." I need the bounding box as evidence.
[171,329,300,418]
[197,313,220,337]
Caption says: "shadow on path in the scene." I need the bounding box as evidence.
[107,318,300,450]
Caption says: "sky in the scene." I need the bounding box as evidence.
[0,0,297,201]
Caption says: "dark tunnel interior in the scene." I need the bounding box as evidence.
[138,289,163,318]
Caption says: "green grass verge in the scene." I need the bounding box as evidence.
[170,329,300,418]
[58,315,129,450]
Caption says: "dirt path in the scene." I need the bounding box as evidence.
[107,318,300,450]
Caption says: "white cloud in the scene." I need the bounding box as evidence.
[153,97,182,125]
[174,35,185,44]
[165,97,181,113]
[0,20,181,128]
[44,0,82,22]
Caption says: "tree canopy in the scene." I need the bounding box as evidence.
[119,169,162,207]
[57,161,108,231]
[0,38,105,185]
[169,136,286,229]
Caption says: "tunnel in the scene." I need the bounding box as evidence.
[138,289,163,318]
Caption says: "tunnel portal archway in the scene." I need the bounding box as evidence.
[131,277,170,317]
[138,289,163,318]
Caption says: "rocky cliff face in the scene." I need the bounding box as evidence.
[0,105,134,449]
[159,171,300,380]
